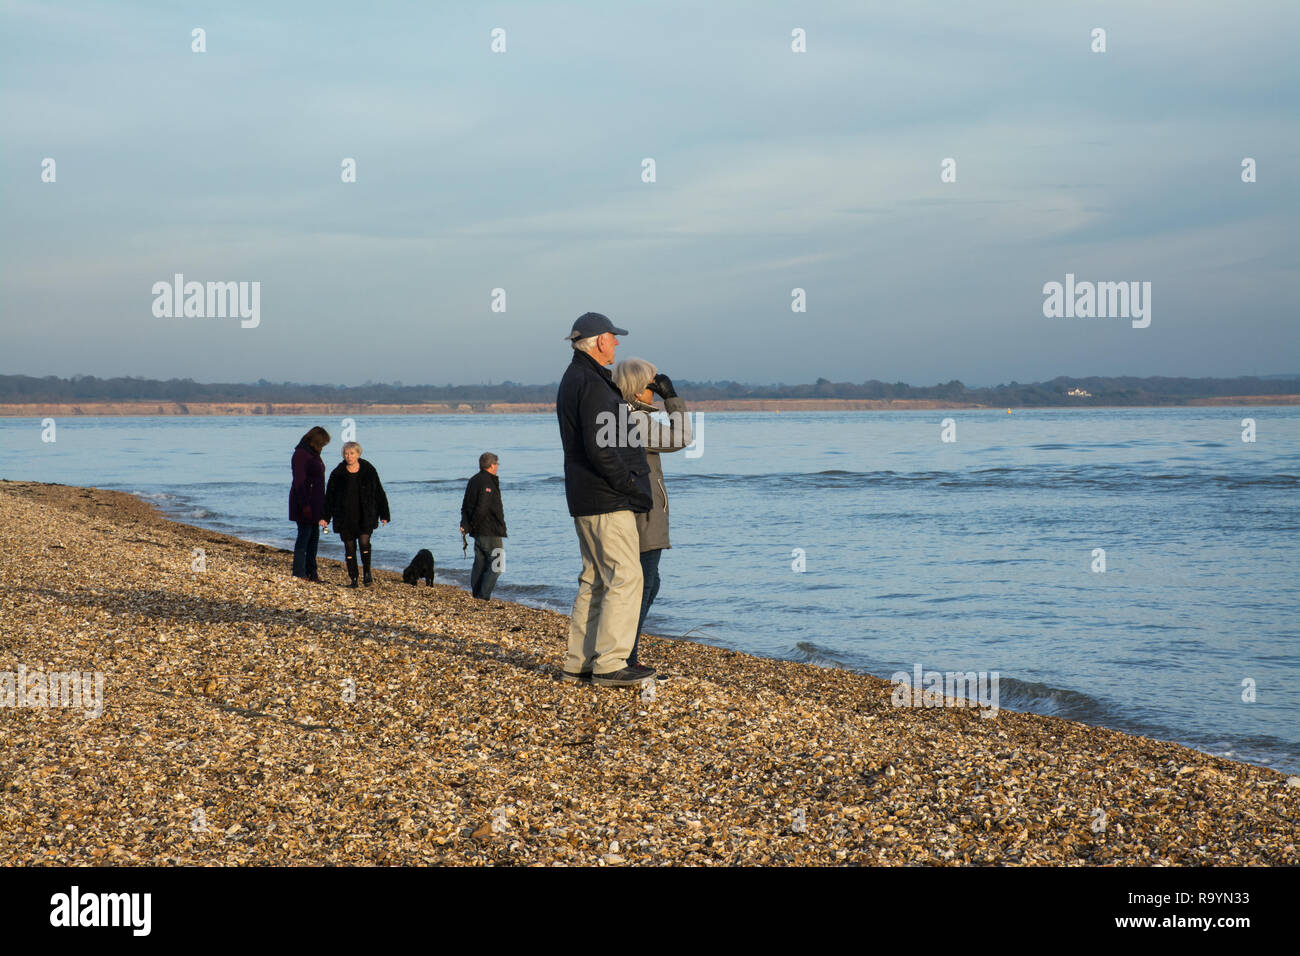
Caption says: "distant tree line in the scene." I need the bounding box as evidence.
[0,373,1296,406]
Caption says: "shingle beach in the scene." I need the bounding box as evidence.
[1,480,1295,866]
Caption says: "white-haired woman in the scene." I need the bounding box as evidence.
[320,441,390,587]
[612,357,693,671]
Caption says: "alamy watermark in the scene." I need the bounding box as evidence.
[50,886,150,936]
[1042,273,1150,328]
[1,664,104,718]
[891,663,999,718]
[151,274,260,328]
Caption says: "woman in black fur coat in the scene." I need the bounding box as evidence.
[320,441,391,587]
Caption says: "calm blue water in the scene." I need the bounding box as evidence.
[3,408,1297,773]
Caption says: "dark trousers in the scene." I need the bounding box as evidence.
[471,536,503,600]
[629,548,663,666]
[341,532,372,581]
[293,521,320,578]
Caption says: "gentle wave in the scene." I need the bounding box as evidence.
[866,667,1300,769]
[791,641,847,667]
[667,468,1299,493]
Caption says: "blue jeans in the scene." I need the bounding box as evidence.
[629,548,663,666]
[471,536,503,600]
[293,521,320,578]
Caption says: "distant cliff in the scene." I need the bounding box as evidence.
[1,396,1297,417]
[1,373,1296,411]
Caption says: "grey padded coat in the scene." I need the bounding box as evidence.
[628,395,693,552]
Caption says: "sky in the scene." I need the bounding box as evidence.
[1,0,1296,387]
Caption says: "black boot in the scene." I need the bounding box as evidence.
[361,550,372,586]
[346,554,358,587]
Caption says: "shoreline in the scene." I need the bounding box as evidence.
[0,395,1297,417]
[1,479,1296,865]
[124,492,1300,777]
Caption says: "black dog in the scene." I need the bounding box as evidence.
[402,549,435,586]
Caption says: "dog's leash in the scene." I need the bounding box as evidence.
[461,530,468,559]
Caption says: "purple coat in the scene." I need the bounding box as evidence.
[289,442,326,523]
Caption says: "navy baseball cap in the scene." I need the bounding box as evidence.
[564,311,628,341]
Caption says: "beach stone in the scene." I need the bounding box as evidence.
[0,480,1296,867]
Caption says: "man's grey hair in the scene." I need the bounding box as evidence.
[479,452,499,470]
[342,440,362,455]
[571,334,602,353]
[612,358,658,403]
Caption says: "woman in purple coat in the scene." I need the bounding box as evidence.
[289,426,330,580]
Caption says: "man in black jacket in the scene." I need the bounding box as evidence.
[556,312,657,688]
[460,452,507,600]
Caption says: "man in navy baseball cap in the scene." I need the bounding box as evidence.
[564,311,629,341]
[555,312,656,688]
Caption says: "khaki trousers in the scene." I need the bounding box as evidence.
[568,511,643,675]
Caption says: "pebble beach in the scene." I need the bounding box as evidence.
[0,480,1295,866]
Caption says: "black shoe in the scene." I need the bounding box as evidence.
[363,571,373,586]
[560,670,593,685]
[348,577,359,589]
[592,664,657,688]
[628,659,668,679]
[628,662,666,680]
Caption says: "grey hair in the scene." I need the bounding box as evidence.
[342,441,362,455]
[612,357,658,403]
[479,452,499,470]
[571,334,602,352]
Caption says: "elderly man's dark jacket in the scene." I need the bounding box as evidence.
[556,349,652,517]
[461,469,507,538]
